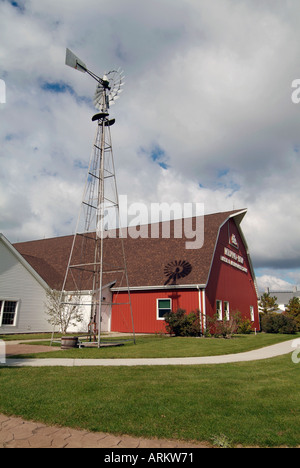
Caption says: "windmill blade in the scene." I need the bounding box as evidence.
[94,88,104,99]
[105,70,125,106]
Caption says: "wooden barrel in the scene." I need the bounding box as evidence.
[61,336,78,350]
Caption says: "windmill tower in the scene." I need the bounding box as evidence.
[57,49,135,348]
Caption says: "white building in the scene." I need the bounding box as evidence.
[0,233,112,335]
[0,234,51,334]
[259,287,300,312]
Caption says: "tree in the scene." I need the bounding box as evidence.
[45,289,83,335]
[258,292,278,315]
[285,297,300,331]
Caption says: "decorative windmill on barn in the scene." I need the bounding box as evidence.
[56,49,135,347]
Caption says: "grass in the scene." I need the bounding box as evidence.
[0,354,299,447]
[6,332,298,359]
[0,333,64,341]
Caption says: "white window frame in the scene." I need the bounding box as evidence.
[250,305,254,322]
[216,300,222,321]
[156,298,172,321]
[0,299,19,327]
[224,301,230,321]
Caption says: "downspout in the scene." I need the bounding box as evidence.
[197,285,206,335]
[197,285,202,335]
[202,289,206,333]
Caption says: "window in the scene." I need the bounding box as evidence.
[0,300,18,326]
[250,305,254,322]
[216,300,222,320]
[224,301,230,321]
[157,299,171,320]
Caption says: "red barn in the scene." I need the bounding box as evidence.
[11,209,259,335]
[109,209,259,334]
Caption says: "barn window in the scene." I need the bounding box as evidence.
[216,300,222,320]
[0,300,18,326]
[157,299,172,320]
[250,305,254,322]
[224,301,230,320]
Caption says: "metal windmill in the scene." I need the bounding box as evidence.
[57,49,135,348]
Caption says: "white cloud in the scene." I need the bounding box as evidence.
[0,0,300,288]
[256,275,297,293]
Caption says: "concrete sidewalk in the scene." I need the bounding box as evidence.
[1,338,297,367]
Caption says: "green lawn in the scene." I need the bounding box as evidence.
[0,354,299,447]
[0,333,63,341]
[10,333,298,359]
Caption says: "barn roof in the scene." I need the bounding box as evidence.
[13,209,247,291]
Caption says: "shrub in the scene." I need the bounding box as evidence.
[214,314,240,339]
[237,318,253,334]
[260,313,297,334]
[164,309,201,337]
[206,311,252,338]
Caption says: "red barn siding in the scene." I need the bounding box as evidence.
[111,289,200,334]
[111,216,259,334]
[205,219,259,330]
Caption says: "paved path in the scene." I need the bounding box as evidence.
[5,342,60,357]
[0,414,211,449]
[1,338,297,367]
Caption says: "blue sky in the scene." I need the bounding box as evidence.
[1,0,300,291]
[41,81,74,94]
[139,145,170,170]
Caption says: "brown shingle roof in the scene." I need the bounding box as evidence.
[13,209,245,291]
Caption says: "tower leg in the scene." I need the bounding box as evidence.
[57,114,135,347]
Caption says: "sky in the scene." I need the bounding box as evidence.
[1,0,300,292]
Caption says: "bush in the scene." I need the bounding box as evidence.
[214,314,240,339]
[206,311,253,338]
[164,309,201,337]
[237,318,253,334]
[260,313,297,334]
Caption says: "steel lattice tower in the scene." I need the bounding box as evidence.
[53,49,135,348]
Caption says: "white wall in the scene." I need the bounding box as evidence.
[0,238,51,334]
[66,293,93,334]
[67,285,112,334]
